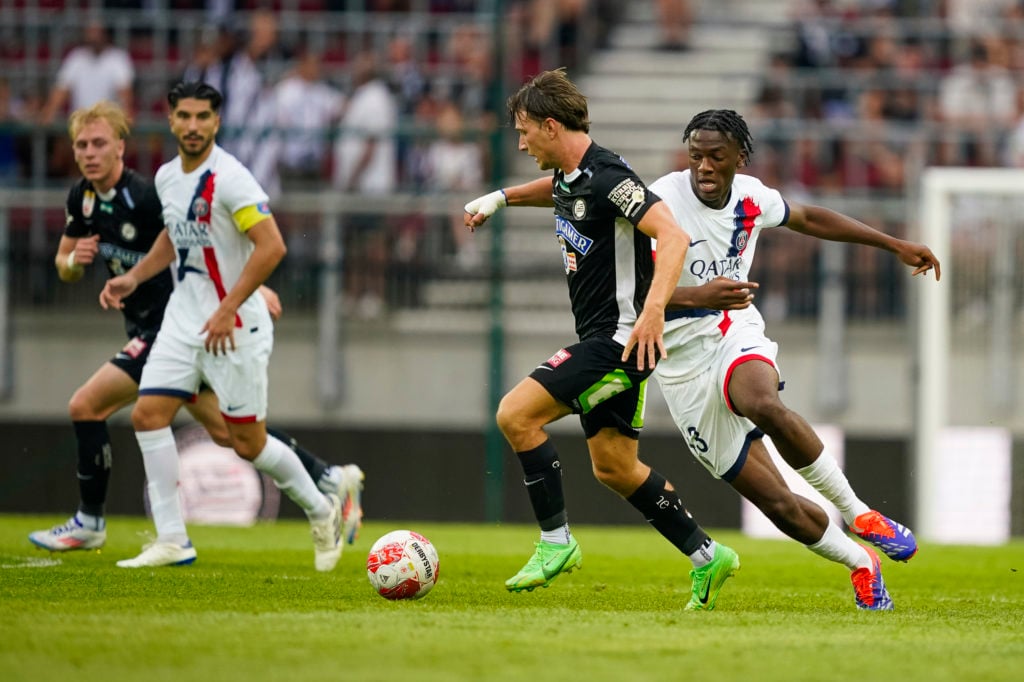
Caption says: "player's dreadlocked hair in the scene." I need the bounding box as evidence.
[682,109,754,163]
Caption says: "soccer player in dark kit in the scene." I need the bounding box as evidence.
[465,69,739,610]
[29,101,364,556]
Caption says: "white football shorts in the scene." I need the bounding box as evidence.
[138,327,273,423]
[657,316,780,481]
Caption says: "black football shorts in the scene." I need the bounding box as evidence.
[529,335,652,439]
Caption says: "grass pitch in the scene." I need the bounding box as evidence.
[1,515,1022,682]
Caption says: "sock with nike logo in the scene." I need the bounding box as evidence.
[626,469,711,564]
[518,439,569,536]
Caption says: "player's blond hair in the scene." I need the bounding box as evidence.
[68,101,132,141]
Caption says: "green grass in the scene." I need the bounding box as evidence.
[2,515,1023,682]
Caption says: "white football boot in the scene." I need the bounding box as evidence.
[117,541,197,568]
[29,516,106,552]
[310,492,342,572]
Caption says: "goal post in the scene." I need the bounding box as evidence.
[916,167,1019,544]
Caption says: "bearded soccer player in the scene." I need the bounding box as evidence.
[99,83,348,570]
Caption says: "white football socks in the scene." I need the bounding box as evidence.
[688,538,717,568]
[540,524,571,545]
[796,451,870,526]
[806,521,872,571]
[255,436,332,520]
[75,511,104,532]
[135,427,188,545]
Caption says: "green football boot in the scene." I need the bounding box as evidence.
[685,543,740,611]
[505,536,582,592]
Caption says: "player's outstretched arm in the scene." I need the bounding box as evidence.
[463,176,553,231]
[786,202,940,280]
[668,277,758,311]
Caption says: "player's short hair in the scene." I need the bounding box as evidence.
[167,81,224,112]
[683,109,755,162]
[507,67,590,133]
[68,101,131,141]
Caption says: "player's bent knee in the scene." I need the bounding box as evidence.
[495,400,530,440]
[68,391,96,421]
[226,430,267,461]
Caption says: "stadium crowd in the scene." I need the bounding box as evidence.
[2,0,1022,319]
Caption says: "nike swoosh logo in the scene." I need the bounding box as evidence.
[740,346,760,352]
[225,404,245,412]
[689,239,707,247]
[698,579,711,604]
[534,365,554,372]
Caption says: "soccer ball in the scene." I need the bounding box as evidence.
[366,530,440,600]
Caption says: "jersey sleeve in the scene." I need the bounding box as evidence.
[754,179,789,228]
[591,159,660,226]
[63,184,88,238]
[220,158,271,233]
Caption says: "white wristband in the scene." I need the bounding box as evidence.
[464,189,508,218]
[66,251,81,270]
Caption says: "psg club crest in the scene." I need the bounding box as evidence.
[82,190,95,219]
[192,197,210,218]
[734,230,749,252]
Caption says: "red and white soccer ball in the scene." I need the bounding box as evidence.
[366,530,440,600]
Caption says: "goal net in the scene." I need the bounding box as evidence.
[916,167,1022,544]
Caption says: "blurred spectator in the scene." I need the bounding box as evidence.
[788,0,867,120]
[790,0,866,70]
[507,0,588,72]
[332,51,399,319]
[425,100,486,270]
[333,51,398,195]
[880,37,935,122]
[267,50,345,192]
[843,88,908,191]
[183,11,284,166]
[434,24,494,120]
[937,38,1017,165]
[655,0,693,51]
[387,35,429,117]
[943,0,1017,37]
[1002,86,1024,167]
[40,19,135,125]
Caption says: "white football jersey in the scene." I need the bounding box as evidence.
[650,170,789,381]
[155,145,273,346]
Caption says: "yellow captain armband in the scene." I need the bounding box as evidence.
[233,201,273,232]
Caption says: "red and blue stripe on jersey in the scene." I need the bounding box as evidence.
[727,196,761,258]
[185,170,240,328]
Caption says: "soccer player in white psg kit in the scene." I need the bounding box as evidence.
[101,82,343,570]
[649,109,941,609]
